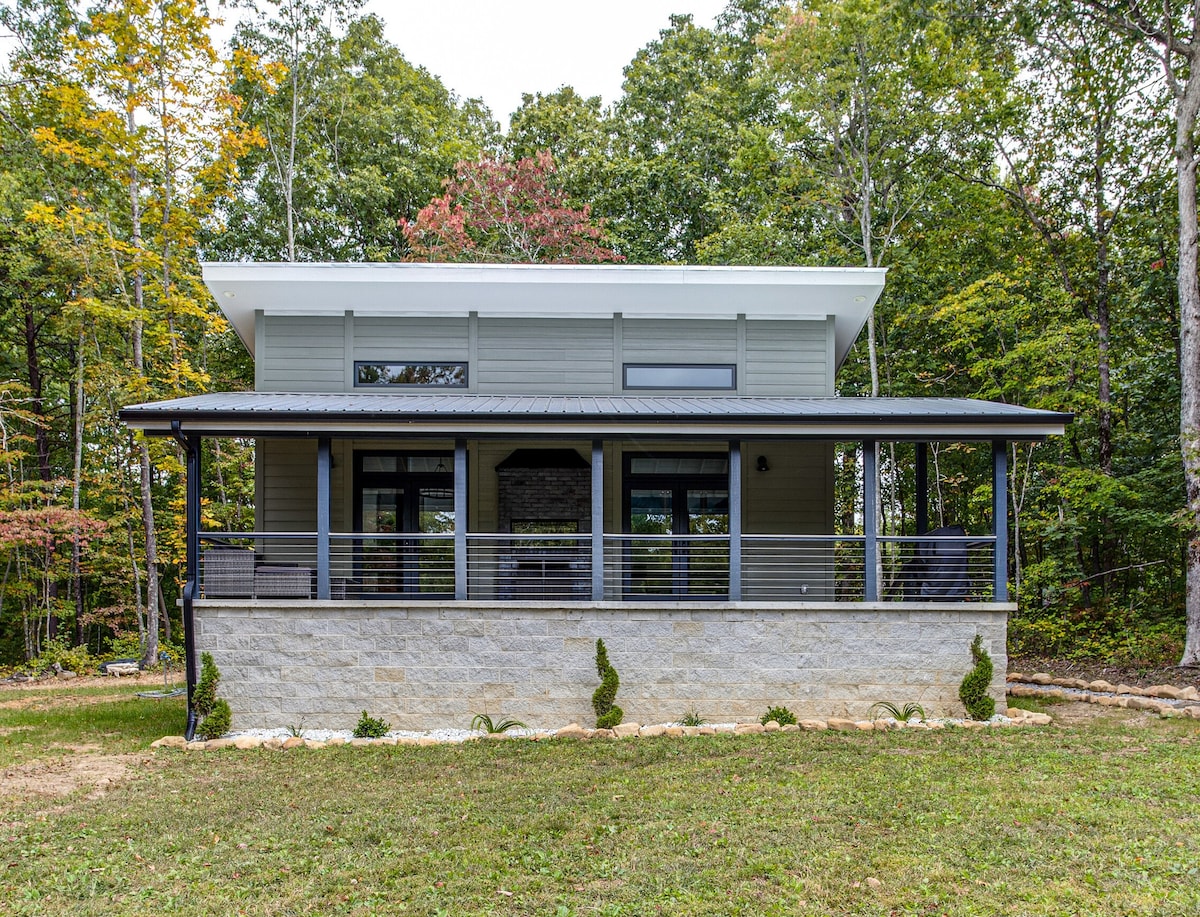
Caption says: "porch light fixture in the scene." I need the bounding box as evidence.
[222,290,236,299]
[756,455,770,473]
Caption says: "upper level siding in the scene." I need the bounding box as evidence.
[256,312,834,396]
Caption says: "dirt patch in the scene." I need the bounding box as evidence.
[0,671,168,692]
[1009,655,1200,692]
[1,753,139,800]
[1033,701,1161,728]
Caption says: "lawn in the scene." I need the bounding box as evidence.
[1,684,1197,916]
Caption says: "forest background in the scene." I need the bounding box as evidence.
[0,0,1194,672]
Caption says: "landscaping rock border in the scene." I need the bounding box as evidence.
[150,712,1051,751]
[1007,671,1200,720]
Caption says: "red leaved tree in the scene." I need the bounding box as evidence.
[401,151,622,263]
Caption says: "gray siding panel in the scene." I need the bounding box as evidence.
[477,318,614,393]
[353,316,469,358]
[745,320,829,395]
[259,315,345,392]
[261,438,316,531]
[622,319,738,363]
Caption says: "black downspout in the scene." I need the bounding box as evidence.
[171,421,200,740]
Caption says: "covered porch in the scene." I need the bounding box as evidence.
[122,392,1069,731]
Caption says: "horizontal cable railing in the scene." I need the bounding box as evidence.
[602,534,731,599]
[742,535,865,602]
[199,533,316,599]
[196,531,995,603]
[877,534,996,602]
[466,533,593,601]
[330,534,455,599]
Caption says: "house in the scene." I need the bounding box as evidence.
[121,263,1070,734]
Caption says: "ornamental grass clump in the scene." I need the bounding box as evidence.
[959,634,996,721]
[194,652,232,740]
[592,638,623,729]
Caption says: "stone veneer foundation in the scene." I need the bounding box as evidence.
[195,601,1011,731]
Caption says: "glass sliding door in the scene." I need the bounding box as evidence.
[354,453,455,597]
[624,454,730,598]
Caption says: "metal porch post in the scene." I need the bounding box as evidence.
[455,439,468,600]
[916,442,929,535]
[863,439,879,602]
[993,440,1009,602]
[729,441,742,601]
[592,440,604,601]
[316,438,331,600]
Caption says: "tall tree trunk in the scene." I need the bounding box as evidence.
[71,334,85,646]
[128,93,160,669]
[1177,62,1200,666]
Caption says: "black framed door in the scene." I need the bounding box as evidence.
[623,453,730,597]
[354,452,455,596]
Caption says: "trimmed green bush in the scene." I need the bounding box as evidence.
[197,698,231,739]
[194,652,220,720]
[592,638,623,729]
[193,652,231,738]
[353,710,390,738]
[959,634,996,721]
[760,705,796,727]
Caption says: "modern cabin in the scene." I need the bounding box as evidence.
[121,263,1070,732]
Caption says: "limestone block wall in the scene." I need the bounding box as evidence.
[195,601,1011,731]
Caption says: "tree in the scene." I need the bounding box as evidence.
[33,0,260,666]
[1074,0,1200,665]
[214,10,495,261]
[766,0,1002,396]
[401,152,623,264]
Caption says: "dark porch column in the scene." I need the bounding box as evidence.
[316,437,331,600]
[864,439,879,601]
[454,439,468,600]
[592,440,604,601]
[993,440,1009,602]
[729,441,742,601]
[916,442,929,535]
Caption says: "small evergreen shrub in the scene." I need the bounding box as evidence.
[959,634,996,721]
[592,638,623,729]
[197,698,231,739]
[194,652,220,720]
[760,705,796,727]
[353,710,390,738]
[193,653,231,738]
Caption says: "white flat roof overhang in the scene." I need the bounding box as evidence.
[203,262,887,367]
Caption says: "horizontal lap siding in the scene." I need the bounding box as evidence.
[745,320,828,395]
[262,439,317,531]
[259,315,346,392]
[744,440,834,534]
[477,319,613,393]
[622,319,737,366]
[353,316,468,360]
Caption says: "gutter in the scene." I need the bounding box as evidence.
[171,420,200,741]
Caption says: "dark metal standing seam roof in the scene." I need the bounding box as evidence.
[119,392,1072,440]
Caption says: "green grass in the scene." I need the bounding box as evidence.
[1,689,1198,915]
[0,685,185,769]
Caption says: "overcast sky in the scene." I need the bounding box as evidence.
[365,0,729,125]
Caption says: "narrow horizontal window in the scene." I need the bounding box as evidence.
[355,362,467,387]
[623,363,736,391]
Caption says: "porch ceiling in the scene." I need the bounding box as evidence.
[121,392,1071,440]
